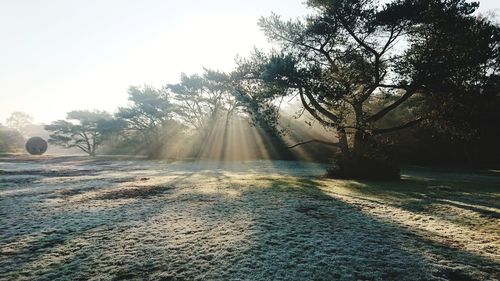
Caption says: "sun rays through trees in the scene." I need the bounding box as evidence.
[37,0,499,179]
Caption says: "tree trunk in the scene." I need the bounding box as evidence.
[218,113,232,161]
[329,128,400,180]
[337,128,350,159]
[353,130,367,156]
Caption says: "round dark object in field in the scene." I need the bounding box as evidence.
[25,137,48,155]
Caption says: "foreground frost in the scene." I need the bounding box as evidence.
[0,156,499,281]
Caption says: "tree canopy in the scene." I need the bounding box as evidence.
[230,0,499,178]
[117,86,173,139]
[45,110,112,156]
[168,70,239,134]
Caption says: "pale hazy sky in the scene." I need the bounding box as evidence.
[1,0,499,124]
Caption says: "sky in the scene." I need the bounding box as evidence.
[1,0,499,124]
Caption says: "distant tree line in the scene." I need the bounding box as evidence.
[42,70,244,159]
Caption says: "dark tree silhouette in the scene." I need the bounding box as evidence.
[232,0,499,179]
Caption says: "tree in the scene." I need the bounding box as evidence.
[168,70,242,158]
[44,110,112,156]
[233,0,499,179]
[168,70,239,134]
[115,85,175,158]
[6,112,34,135]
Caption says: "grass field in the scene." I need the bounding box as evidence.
[1,156,499,281]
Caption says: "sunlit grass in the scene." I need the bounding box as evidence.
[1,156,499,280]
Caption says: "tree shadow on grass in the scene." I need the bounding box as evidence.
[2,167,499,281]
[341,169,500,227]
[239,176,499,280]
[166,175,500,280]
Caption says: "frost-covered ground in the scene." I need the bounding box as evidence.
[0,155,499,281]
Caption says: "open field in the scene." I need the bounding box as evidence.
[1,156,499,281]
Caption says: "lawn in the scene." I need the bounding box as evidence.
[0,156,499,281]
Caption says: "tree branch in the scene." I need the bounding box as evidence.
[75,144,90,154]
[368,88,417,122]
[298,88,337,127]
[373,118,423,134]
[337,16,379,58]
[377,83,410,89]
[288,139,340,148]
[380,25,403,56]
[300,87,339,123]
[268,28,323,54]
